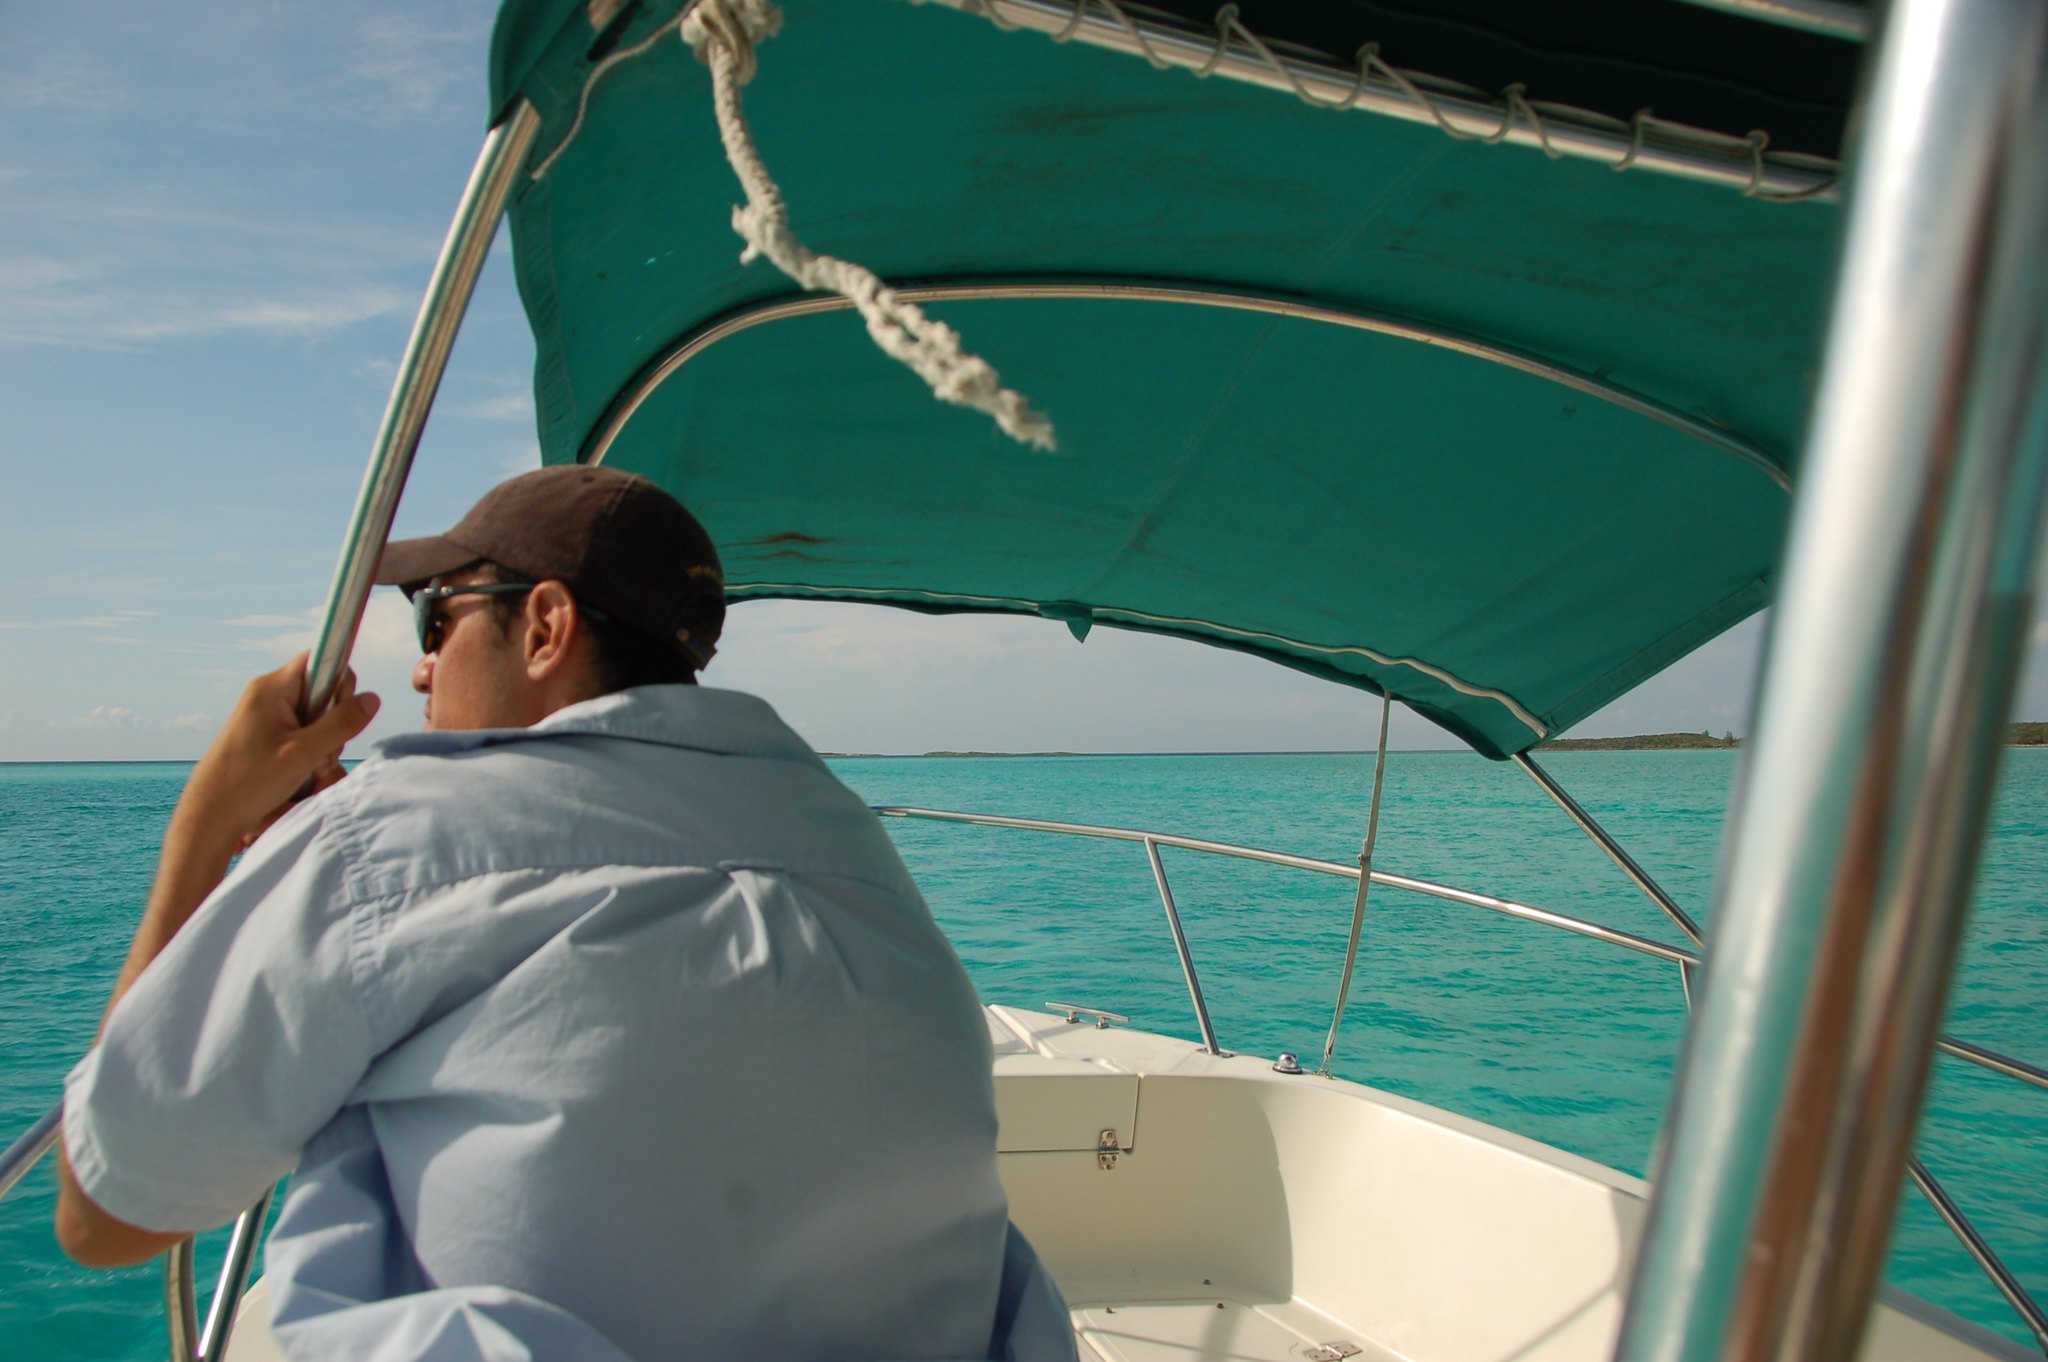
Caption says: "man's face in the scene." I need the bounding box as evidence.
[410,570,532,731]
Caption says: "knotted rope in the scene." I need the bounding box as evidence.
[683,0,1057,450]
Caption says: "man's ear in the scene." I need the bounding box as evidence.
[522,580,579,677]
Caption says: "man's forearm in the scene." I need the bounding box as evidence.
[56,812,243,1266]
[57,656,380,1268]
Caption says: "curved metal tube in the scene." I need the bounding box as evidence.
[871,804,2047,1090]
[304,100,542,715]
[1142,837,1222,1054]
[1669,0,1873,40]
[1616,0,2048,1353]
[1318,693,1392,1074]
[165,1239,198,1362]
[931,0,1840,198]
[583,279,1790,494]
[875,804,1697,965]
[197,1187,273,1362]
[0,1104,59,1202]
[1906,1155,2048,1351]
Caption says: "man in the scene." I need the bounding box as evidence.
[57,466,1069,1362]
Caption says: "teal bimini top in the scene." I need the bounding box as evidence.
[485,0,1857,758]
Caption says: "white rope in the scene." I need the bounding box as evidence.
[686,0,1057,449]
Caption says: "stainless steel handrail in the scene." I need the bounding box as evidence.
[878,800,2048,1346]
[5,797,2043,1345]
[0,1105,60,1202]
[875,803,2048,1051]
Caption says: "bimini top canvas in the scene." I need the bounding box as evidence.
[485,0,1858,757]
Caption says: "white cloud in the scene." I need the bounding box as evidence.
[49,705,142,732]
[459,394,533,422]
[0,189,429,349]
[236,596,417,673]
[1,59,127,115]
[348,13,482,121]
[0,611,151,630]
[497,443,542,476]
[164,713,211,733]
[223,613,313,628]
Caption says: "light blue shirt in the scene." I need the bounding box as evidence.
[66,687,1064,1362]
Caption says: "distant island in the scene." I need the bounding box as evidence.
[1548,723,2048,751]
[1543,732,1741,751]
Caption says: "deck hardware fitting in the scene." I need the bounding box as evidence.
[1047,1001,1126,1028]
[1306,1344,1363,1361]
[1096,1129,1122,1171]
[1272,1051,1305,1074]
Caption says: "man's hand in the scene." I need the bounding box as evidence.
[174,654,382,860]
[58,654,379,1268]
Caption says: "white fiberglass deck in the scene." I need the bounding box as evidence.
[983,1006,2029,1362]
[222,1005,2028,1362]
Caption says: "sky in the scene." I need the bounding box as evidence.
[2,2,2044,762]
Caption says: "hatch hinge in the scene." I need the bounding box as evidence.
[1097,1128,1124,1171]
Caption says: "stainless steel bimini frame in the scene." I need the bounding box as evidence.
[5,0,2048,1357]
[1619,0,2048,1357]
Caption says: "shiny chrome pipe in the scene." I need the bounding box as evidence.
[303,101,542,715]
[933,0,1839,198]
[584,279,1789,494]
[1669,0,1872,40]
[1142,837,1222,1055]
[196,1186,273,1362]
[1615,0,2048,1356]
[1906,1155,2048,1350]
[0,1105,59,1201]
[1318,694,1391,1074]
[164,1239,198,1362]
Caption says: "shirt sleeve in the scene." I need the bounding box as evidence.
[63,794,375,1234]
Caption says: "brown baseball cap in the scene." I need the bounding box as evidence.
[375,465,725,666]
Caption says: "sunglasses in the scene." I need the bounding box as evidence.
[412,583,534,655]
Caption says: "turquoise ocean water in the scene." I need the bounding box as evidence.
[3,751,2043,1354]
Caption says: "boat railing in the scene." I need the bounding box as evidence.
[870,802,2048,1352]
[3,800,2045,1354]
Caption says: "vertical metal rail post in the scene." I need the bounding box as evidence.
[1615,1,2048,1359]
[1142,838,1223,1055]
[1318,693,1392,1074]
[1514,753,1704,1007]
[194,1186,273,1362]
[164,1239,199,1362]
[302,101,543,714]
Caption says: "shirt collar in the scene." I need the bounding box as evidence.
[369,686,817,764]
